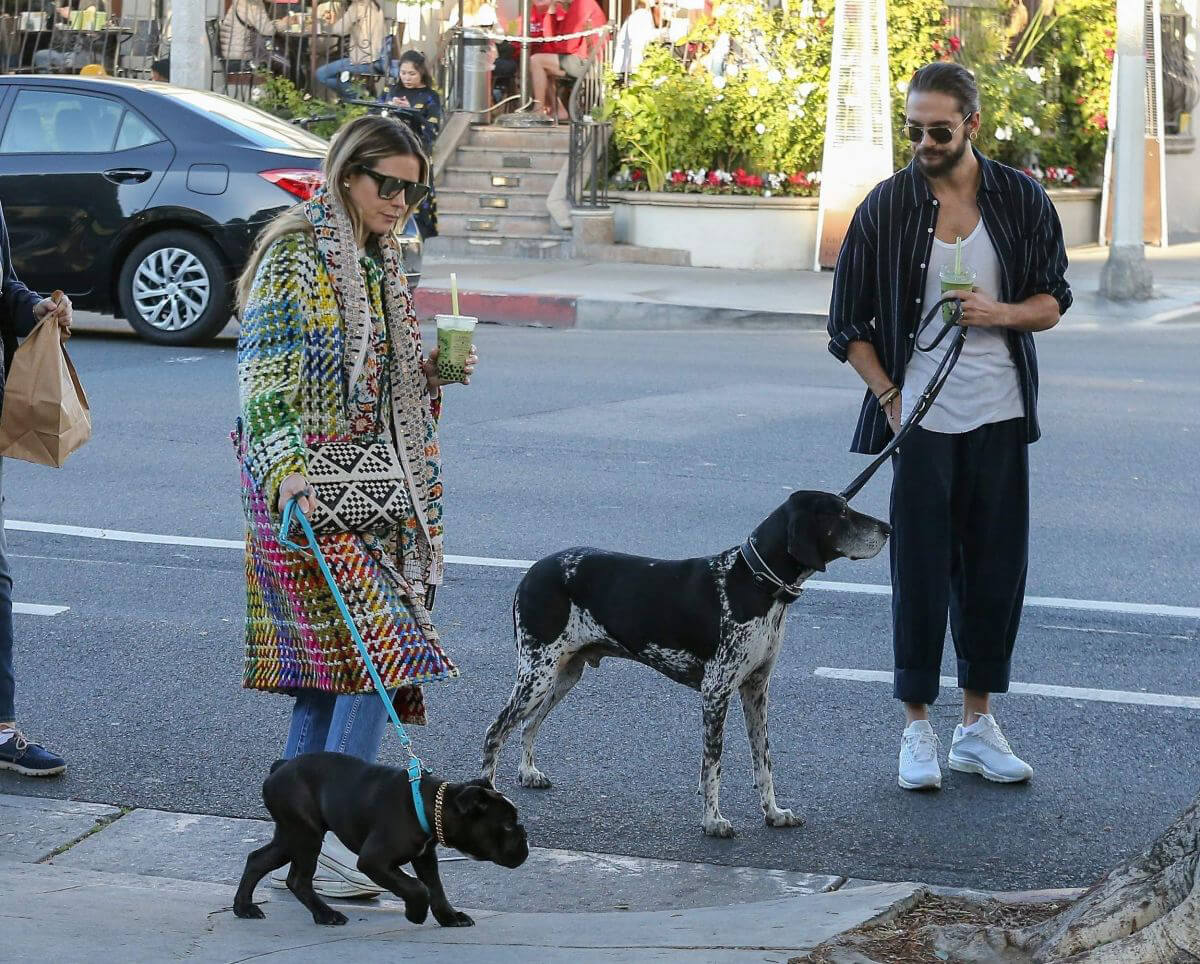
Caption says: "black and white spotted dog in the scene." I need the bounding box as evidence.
[481,491,890,837]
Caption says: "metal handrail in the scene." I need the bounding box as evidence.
[566,43,611,209]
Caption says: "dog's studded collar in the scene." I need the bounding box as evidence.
[434,782,448,846]
[739,537,806,601]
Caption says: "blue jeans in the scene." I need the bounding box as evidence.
[0,459,14,722]
[283,688,394,762]
[316,57,385,99]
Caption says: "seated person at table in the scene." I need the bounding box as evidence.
[316,0,388,99]
[31,1,108,72]
[380,49,441,238]
[530,0,607,120]
[219,0,289,74]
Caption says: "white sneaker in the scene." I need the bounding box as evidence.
[898,719,942,790]
[270,832,386,898]
[948,714,1033,783]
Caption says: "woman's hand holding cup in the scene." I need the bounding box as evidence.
[423,344,479,391]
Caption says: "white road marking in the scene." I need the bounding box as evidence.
[6,519,1199,620]
[14,603,68,616]
[6,520,242,549]
[814,667,1200,711]
[1036,623,1192,641]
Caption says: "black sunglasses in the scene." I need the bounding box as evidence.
[354,165,430,205]
[903,113,973,145]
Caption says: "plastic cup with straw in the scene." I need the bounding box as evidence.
[939,235,975,324]
[436,272,477,384]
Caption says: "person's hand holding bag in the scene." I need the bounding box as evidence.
[32,290,72,343]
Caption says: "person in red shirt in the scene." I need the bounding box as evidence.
[529,0,607,119]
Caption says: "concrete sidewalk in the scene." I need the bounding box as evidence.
[70,242,1200,342]
[1,793,922,963]
[414,242,1200,330]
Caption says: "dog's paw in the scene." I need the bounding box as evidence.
[313,908,348,926]
[233,902,266,920]
[765,807,806,828]
[405,895,430,925]
[518,767,552,789]
[702,816,737,838]
[434,908,475,927]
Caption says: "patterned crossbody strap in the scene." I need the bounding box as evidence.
[278,497,433,837]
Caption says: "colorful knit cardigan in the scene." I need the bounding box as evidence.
[236,231,457,725]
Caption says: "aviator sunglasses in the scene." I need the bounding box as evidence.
[355,165,431,205]
[902,112,974,145]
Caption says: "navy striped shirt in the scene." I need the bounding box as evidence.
[826,150,1072,455]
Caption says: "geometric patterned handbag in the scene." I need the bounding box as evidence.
[302,438,413,536]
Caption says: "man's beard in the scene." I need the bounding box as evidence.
[916,136,970,178]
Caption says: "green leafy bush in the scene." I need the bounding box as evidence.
[255,76,366,140]
[609,0,1115,192]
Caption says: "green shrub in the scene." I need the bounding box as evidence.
[255,76,366,140]
[609,0,1114,191]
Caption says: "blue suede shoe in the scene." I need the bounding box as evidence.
[0,730,66,777]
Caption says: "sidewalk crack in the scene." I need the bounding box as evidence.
[34,806,132,863]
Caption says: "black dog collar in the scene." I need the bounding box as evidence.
[739,537,806,602]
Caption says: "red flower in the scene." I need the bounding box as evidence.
[1076,96,1085,105]
[788,171,809,187]
[706,170,721,186]
[631,169,645,181]
[746,174,763,188]
[949,35,962,52]
[942,17,950,26]
[1091,113,1108,130]
[932,40,943,53]
[670,170,687,184]
[1104,48,1114,62]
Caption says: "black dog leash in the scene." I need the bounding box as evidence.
[838,296,969,502]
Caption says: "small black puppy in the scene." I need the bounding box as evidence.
[234,752,529,927]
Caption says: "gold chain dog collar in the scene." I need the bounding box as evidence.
[434,781,448,846]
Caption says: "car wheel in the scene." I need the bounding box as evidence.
[118,231,231,346]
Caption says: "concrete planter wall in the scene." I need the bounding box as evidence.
[611,187,1102,270]
[1046,187,1102,248]
[611,192,819,270]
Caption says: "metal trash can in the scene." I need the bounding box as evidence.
[460,28,491,113]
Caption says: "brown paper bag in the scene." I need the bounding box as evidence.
[0,313,91,467]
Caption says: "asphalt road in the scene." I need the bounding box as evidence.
[2,312,1197,892]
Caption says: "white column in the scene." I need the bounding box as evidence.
[1101,0,1154,299]
[171,0,209,93]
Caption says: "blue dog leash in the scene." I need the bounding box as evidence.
[278,499,433,837]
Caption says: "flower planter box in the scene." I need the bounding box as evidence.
[1046,187,1102,248]
[610,191,819,271]
[611,187,1102,270]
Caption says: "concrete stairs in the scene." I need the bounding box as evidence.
[429,124,573,259]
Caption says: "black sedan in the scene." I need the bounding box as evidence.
[0,75,422,345]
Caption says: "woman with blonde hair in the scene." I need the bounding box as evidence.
[234,114,476,897]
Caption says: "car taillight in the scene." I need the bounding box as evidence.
[260,169,324,201]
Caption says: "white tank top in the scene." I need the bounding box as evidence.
[902,219,1024,433]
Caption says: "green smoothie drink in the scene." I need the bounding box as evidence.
[939,237,975,324]
[436,314,476,383]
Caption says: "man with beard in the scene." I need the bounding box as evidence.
[826,62,1071,792]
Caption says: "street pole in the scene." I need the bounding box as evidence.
[171,0,208,92]
[518,0,530,109]
[498,0,552,124]
[1101,0,1154,299]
